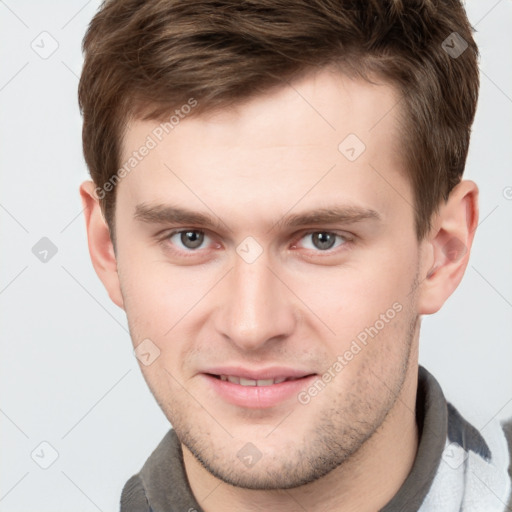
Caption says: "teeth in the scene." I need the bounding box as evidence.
[240,377,257,386]
[256,379,274,386]
[219,375,290,386]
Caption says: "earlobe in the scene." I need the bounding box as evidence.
[418,180,479,315]
[79,181,124,310]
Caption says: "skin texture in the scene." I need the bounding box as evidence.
[81,67,478,511]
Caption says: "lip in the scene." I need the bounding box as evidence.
[201,366,317,409]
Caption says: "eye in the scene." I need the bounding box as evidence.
[297,231,348,251]
[168,230,210,250]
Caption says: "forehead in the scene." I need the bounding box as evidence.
[117,67,409,230]
[126,67,401,147]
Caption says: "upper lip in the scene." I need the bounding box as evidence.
[203,366,315,380]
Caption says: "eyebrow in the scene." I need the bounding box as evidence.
[134,203,381,232]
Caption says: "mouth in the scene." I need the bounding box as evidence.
[202,370,317,408]
[208,374,308,386]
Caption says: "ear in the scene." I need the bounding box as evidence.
[80,181,124,309]
[417,180,479,315]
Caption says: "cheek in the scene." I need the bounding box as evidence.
[118,257,218,363]
[291,249,416,334]
[117,262,171,340]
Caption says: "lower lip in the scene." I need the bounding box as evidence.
[202,374,317,409]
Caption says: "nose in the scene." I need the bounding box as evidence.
[214,248,297,352]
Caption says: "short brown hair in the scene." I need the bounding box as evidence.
[79,0,479,240]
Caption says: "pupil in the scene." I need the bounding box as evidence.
[181,231,204,249]
[313,232,335,250]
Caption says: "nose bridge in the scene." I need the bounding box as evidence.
[216,249,295,351]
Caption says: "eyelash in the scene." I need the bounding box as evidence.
[158,229,353,258]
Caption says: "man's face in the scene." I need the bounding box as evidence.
[114,68,425,488]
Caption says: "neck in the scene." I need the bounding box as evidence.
[183,357,419,512]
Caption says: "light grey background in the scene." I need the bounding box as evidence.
[1,1,511,510]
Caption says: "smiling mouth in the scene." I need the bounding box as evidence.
[207,374,314,386]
